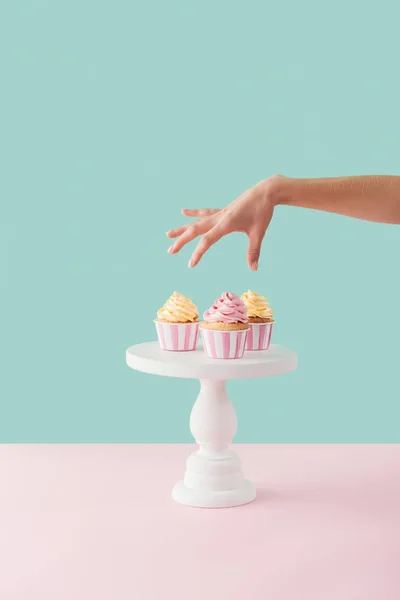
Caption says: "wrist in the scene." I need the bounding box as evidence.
[261,174,294,207]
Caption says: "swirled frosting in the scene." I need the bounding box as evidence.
[241,290,274,320]
[157,291,199,323]
[204,292,248,324]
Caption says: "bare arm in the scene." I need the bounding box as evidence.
[167,175,400,271]
[276,175,400,224]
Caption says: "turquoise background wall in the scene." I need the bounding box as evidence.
[1,1,399,442]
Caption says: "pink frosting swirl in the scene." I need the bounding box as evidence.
[204,292,248,324]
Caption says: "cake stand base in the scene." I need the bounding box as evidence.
[172,447,256,508]
[172,480,256,509]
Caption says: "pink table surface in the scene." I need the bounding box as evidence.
[1,444,399,600]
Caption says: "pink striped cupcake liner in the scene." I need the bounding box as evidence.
[200,327,248,359]
[245,321,274,351]
[155,320,199,351]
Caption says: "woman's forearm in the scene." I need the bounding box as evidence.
[167,173,400,269]
[273,175,400,224]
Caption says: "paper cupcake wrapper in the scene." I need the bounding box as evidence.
[200,328,248,359]
[245,322,273,351]
[155,321,199,351]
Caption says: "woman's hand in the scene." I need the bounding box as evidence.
[166,176,282,270]
[167,172,400,269]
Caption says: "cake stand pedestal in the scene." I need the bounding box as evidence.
[126,342,297,508]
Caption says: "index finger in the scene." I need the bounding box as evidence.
[188,225,225,267]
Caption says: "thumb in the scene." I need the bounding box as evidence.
[247,230,264,271]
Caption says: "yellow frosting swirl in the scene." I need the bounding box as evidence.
[157,291,199,323]
[241,290,274,320]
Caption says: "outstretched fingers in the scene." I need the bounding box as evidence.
[166,224,190,239]
[166,209,219,239]
[181,208,220,218]
[168,218,213,254]
[189,225,225,267]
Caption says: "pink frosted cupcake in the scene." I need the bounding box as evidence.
[241,290,274,351]
[155,291,199,351]
[200,292,249,359]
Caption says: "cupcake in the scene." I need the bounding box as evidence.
[241,290,274,351]
[200,292,249,359]
[155,291,199,351]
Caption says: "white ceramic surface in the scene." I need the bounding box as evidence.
[126,341,297,507]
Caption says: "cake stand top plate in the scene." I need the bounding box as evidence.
[126,342,297,380]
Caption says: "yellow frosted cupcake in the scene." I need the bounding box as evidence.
[241,290,274,351]
[155,291,199,351]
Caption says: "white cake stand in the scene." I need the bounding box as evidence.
[126,342,297,508]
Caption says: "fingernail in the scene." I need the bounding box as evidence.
[251,261,258,271]
[165,231,170,237]
[168,245,174,253]
[188,259,193,268]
